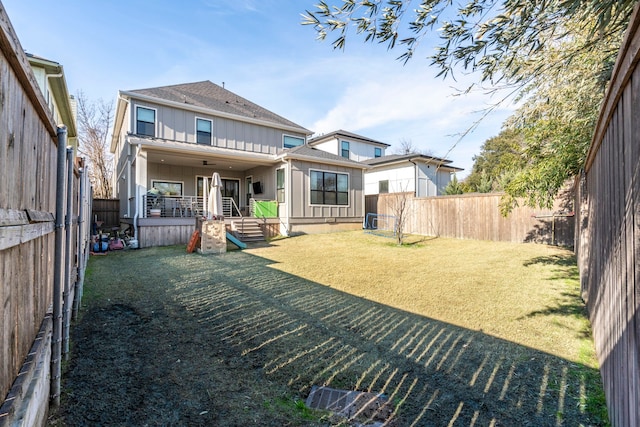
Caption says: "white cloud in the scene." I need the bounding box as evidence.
[311,70,510,137]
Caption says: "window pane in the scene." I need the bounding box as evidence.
[310,171,322,190]
[137,107,154,123]
[277,169,285,188]
[324,192,337,205]
[375,147,382,158]
[197,119,212,132]
[137,121,155,137]
[197,131,211,145]
[152,181,182,196]
[379,180,389,193]
[337,192,348,205]
[341,141,349,158]
[337,174,348,192]
[310,190,323,204]
[324,173,337,191]
[284,135,304,148]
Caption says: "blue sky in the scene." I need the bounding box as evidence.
[2,0,516,176]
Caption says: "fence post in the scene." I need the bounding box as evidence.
[51,126,67,408]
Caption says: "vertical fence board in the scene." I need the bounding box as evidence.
[375,192,575,246]
[576,5,640,425]
[0,2,84,411]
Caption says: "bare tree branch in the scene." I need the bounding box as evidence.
[76,91,114,198]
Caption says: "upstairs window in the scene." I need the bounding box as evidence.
[284,135,304,149]
[375,147,382,158]
[379,180,389,193]
[341,141,350,158]
[196,118,212,145]
[136,106,156,137]
[310,170,349,205]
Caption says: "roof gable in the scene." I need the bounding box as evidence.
[282,144,369,169]
[126,80,309,133]
[363,153,463,171]
[308,129,390,147]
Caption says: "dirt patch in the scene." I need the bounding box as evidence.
[48,241,607,426]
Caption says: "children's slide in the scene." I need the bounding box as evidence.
[226,232,247,249]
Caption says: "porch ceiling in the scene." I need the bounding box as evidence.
[146,149,276,172]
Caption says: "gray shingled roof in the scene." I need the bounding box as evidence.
[308,129,390,147]
[127,80,309,132]
[284,144,368,168]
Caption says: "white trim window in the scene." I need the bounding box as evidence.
[341,140,350,159]
[196,117,212,145]
[310,169,349,206]
[283,134,304,149]
[136,106,156,137]
[276,169,285,203]
[151,180,183,196]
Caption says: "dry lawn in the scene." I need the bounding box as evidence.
[247,231,595,366]
[49,231,607,426]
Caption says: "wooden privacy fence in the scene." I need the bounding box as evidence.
[369,190,575,247]
[0,4,91,424]
[92,198,119,229]
[574,4,640,426]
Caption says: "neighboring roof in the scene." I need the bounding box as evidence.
[280,144,369,169]
[363,153,464,171]
[124,80,310,134]
[26,53,77,138]
[308,129,391,147]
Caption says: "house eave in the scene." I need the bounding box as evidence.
[309,130,390,147]
[366,155,457,169]
[128,136,278,163]
[27,56,77,138]
[120,90,313,136]
[110,94,129,153]
[279,152,370,169]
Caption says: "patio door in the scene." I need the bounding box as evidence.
[221,178,240,207]
[245,176,252,206]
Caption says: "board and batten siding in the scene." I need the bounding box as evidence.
[288,160,365,220]
[130,100,306,155]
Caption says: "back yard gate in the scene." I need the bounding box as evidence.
[0,5,91,426]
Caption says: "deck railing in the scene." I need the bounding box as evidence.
[144,195,203,218]
[143,195,245,218]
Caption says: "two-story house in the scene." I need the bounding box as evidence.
[110,81,368,247]
[309,130,463,197]
[308,129,390,162]
[27,53,77,152]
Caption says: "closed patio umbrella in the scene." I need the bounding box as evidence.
[208,172,223,220]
